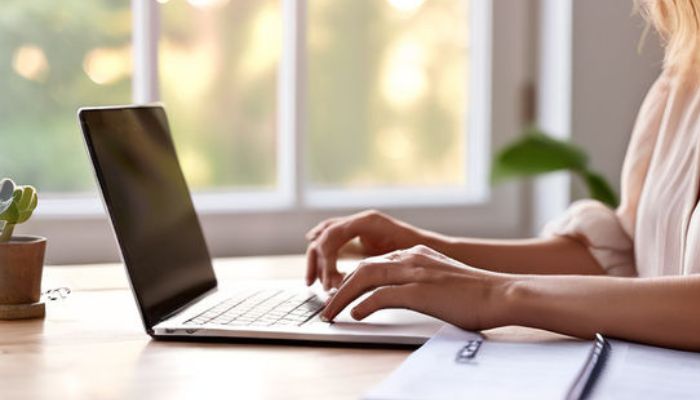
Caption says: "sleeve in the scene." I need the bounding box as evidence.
[541,72,669,277]
[542,199,636,277]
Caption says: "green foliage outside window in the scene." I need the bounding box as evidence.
[2,0,469,194]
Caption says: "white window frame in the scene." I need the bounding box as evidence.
[23,0,534,264]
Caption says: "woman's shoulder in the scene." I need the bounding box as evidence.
[644,70,675,105]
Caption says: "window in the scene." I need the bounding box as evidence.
[1,1,131,192]
[160,0,281,191]
[3,0,530,263]
[306,1,468,191]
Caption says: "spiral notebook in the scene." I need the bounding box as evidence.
[365,325,700,400]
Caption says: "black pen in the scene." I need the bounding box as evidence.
[566,333,610,400]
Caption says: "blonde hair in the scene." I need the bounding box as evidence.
[637,0,700,69]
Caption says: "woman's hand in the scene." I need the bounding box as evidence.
[305,210,429,290]
[320,245,513,331]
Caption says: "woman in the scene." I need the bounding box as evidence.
[305,0,700,351]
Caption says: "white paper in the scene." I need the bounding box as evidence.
[365,325,591,400]
[590,339,700,400]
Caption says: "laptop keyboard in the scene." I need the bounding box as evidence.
[183,289,325,328]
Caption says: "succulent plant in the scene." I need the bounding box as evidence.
[0,179,13,215]
[0,179,38,242]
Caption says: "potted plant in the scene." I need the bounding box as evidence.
[491,127,618,208]
[0,178,44,319]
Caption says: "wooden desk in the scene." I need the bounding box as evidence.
[0,256,568,400]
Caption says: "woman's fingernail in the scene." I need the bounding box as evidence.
[320,314,330,323]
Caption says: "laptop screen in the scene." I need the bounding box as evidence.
[79,106,217,332]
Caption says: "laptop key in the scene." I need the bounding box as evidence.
[186,289,325,328]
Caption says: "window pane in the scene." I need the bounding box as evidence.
[307,0,469,189]
[0,0,132,192]
[160,0,281,191]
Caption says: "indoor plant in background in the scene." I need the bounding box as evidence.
[491,127,619,208]
[0,178,45,319]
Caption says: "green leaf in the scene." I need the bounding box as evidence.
[581,171,619,208]
[17,186,33,210]
[14,186,38,224]
[0,179,15,215]
[491,128,589,183]
[0,184,38,225]
[0,201,19,224]
[491,127,620,209]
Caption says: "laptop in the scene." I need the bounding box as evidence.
[78,105,442,345]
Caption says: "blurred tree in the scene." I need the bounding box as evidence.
[0,0,131,192]
[1,0,470,194]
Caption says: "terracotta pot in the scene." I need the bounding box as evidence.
[0,235,46,305]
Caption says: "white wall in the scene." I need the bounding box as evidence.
[570,0,663,199]
[531,0,663,234]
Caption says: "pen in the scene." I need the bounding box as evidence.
[566,333,610,400]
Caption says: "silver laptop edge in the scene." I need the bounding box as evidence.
[78,104,443,346]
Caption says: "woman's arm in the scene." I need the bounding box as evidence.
[321,245,700,351]
[424,235,607,276]
[507,273,700,350]
[306,210,607,289]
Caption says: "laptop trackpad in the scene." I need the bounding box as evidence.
[308,293,443,341]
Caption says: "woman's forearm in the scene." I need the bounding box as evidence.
[500,274,700,351]
[422,233,606,275]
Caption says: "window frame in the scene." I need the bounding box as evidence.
[22,0,533,264]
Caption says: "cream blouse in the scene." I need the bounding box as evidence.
[544,69,700,277]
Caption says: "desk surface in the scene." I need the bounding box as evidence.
[0,255,569,400]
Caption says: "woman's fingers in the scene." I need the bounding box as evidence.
[305,218,338,241]
[317,248,338,291]
[305,244,318,286]
[306,243,346,289]
[314,245,499,331]
[349,285,424,320]
[328,271,346,289]
[305,220,351,288]
[333,253,389,288]
[321,259,423,321]
[348,286,411,320]
[305,210,411,288]
[313,217,374,289]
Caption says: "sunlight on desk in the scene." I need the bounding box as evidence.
[0,255,565,400]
